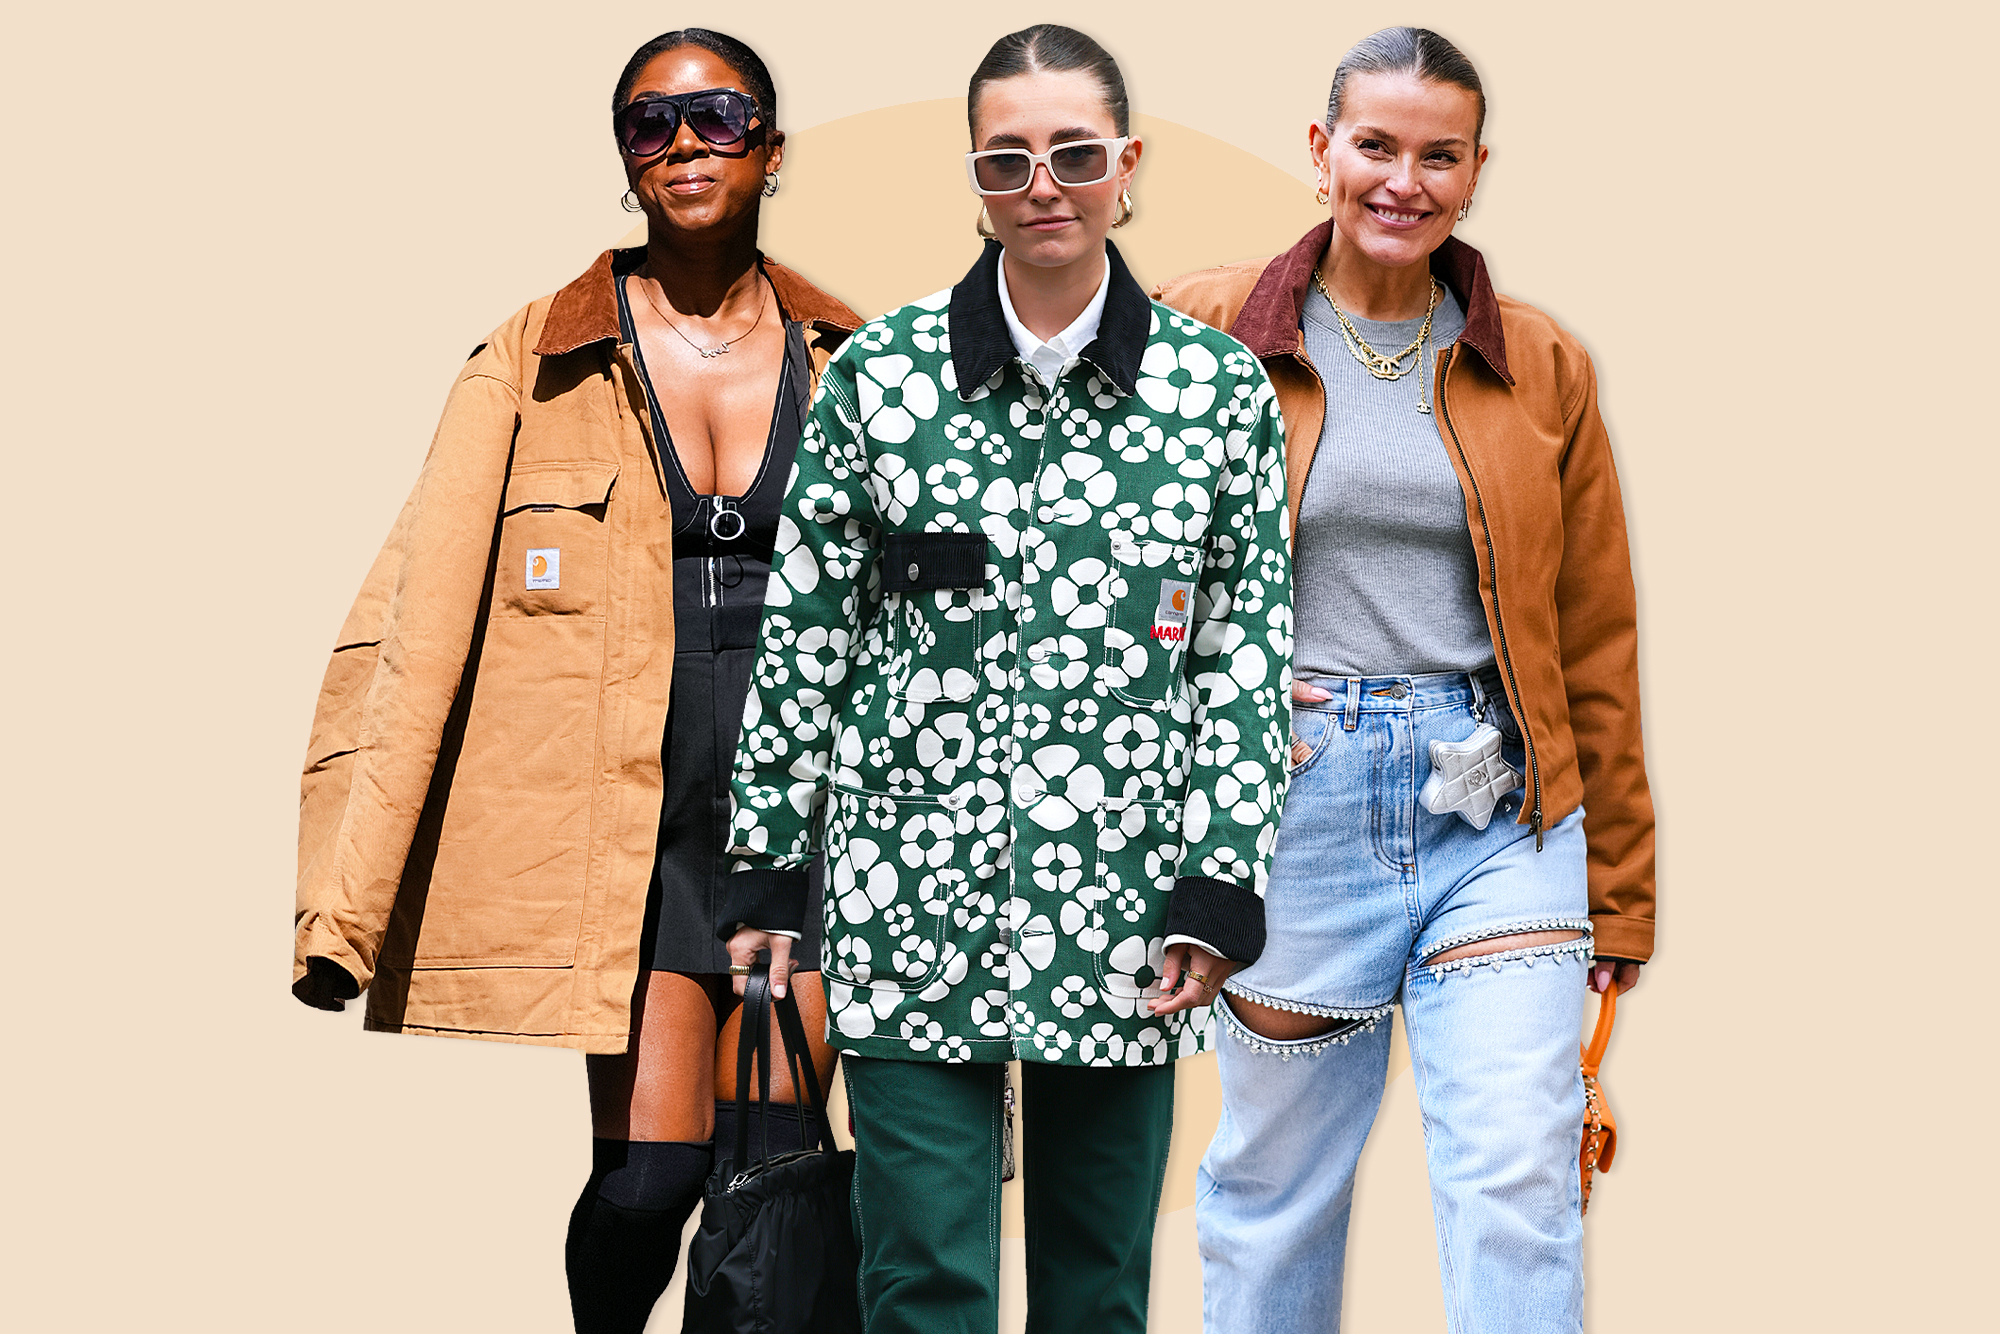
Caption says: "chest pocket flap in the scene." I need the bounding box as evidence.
[883,531,989,592]
[503,460,620,514]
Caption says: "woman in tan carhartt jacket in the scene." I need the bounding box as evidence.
[290,28,858,1332]
[1154,27,1656,1333]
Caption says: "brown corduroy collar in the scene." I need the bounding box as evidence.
[533,247,862,358]
[1230,221,1513,386]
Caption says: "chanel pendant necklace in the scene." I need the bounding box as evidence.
[1311,266,1441,414]
[639,272,768,358]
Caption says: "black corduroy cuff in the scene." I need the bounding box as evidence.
[1164,876,1266,965]
[716,869,810,941]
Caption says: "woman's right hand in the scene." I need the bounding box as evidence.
[724,927,794,998]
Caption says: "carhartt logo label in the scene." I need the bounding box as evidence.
[1151,579,1193,642]
[526,548,561,590]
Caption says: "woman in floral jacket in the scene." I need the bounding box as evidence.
[721,24,1291,1334]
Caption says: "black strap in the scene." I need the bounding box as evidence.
[732,961,773,1169]
[772,980,838,1154]
[730,955,839,1171]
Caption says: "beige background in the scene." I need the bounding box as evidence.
[3,1,1992,1329]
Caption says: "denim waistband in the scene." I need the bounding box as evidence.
[1293,666,1506,715]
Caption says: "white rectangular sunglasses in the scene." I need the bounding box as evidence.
[964,137,1131,195]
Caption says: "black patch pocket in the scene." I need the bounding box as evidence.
[883,531,990,592]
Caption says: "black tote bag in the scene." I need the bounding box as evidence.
[682,960,862,1334]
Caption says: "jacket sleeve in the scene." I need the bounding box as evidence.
[1553,350,1657,962]
[722,344,882,937]
[293,328,524,997]
[1164,349,1294,964]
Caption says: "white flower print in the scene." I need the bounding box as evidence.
[943,413,987,451]
[899,809,959,871]
[1102,714,1162,771]
[971,989,1012,1036]
[1109,415,1164,462]
[856,354,940,445]
[899,1011,944,1050]
[1049,974,1097,1018]
[868,452,923,525]
[927,457,978,506]
[915,714,974,783]
[911,311,950,355]
[1096,936,1168,1019]
[1031,842,1082,895]
[1077,1023,1126,1065]
[1048,559,1113,629]
[1040,451,1118,511]
[1057,406,1103,445]
[1163,426,1222,478]
[833,837,899,925]
[1136,341,1220,419]
[1031,1021,1074,1060]
[1060,898,1109,954]
[1149,481,1212,542]
[1023,744,1105,830]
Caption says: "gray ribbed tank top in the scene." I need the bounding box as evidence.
[1292,283,1495,680]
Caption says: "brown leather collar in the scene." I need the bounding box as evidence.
[1230,221,1512,386]
[533,247,862,358]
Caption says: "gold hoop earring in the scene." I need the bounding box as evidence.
[1315,185,1330,207]
[976,205,997,240]
[762,172,781,198]
[1112,189,1134,228]
[620,189,642,214]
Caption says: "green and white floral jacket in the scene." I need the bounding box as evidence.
[726,242,1292,1067]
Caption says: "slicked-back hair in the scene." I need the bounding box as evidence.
[612,28,778,127]
[1326,27,1485,145]
[968,24,1129,141]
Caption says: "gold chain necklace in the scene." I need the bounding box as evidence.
[637,272,769,359]
[1311,266,1441,414]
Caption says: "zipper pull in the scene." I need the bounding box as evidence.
[1532,807,1544,851]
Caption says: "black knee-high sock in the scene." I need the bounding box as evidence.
[711,1098,811,1169]
[566,1138,712,1334]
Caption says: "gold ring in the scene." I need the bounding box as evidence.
[1187,971,1211,987]
[727,964,753,976]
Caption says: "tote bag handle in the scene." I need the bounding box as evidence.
[732,956,839,1172]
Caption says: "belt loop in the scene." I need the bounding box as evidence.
[1343,677,1360,732]
[1468,671,1488,723]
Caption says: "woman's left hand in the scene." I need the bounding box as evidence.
[1151,942,1240,1016]
[1589,960,1642,994]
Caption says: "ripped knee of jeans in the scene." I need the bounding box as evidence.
[1215,988,1392,1059]
[1419,920,1593,979]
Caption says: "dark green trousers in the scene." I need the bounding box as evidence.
[842,1056,1175,1334]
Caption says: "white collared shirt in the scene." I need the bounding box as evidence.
[996,249,1111,384]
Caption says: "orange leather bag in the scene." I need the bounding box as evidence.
[1579,986,1619,1215]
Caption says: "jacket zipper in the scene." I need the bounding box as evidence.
[1435,344,1543,849]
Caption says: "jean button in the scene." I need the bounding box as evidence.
[1387,682,1409,699]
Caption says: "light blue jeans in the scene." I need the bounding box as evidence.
[1198,671,1592,1334]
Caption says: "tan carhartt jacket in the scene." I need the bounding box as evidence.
[292,250,859,1052]
[1155,224,1657,962]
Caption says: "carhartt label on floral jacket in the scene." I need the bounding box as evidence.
[729,245,1292,1067]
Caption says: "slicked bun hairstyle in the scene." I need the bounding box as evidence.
[1326,26,1485,145]
[968,24,1129,140]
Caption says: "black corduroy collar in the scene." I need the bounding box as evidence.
[948,239,1152,399]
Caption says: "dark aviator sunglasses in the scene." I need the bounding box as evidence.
[615,87,764,158]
